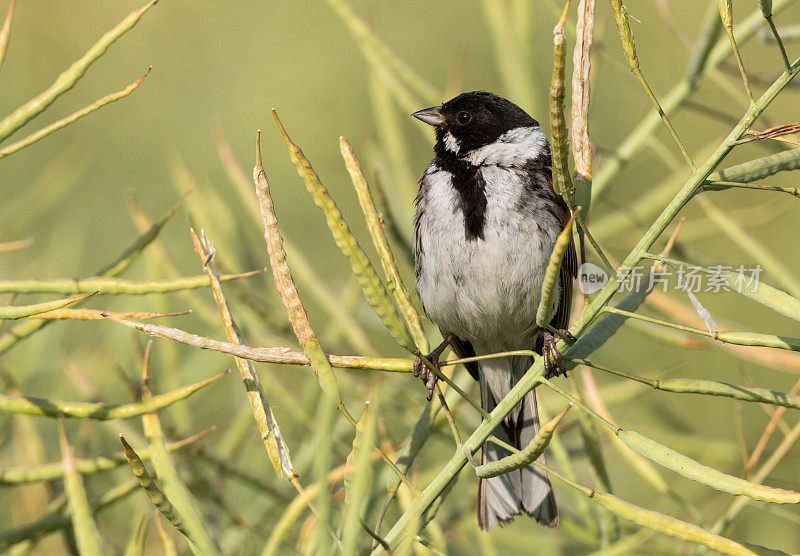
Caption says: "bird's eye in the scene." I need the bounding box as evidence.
[457,111,472,125]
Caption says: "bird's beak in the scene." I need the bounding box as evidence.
[411,106,445,126]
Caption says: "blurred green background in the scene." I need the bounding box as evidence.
[1,1,800,554]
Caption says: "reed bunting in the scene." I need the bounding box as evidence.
[411,91,576,530]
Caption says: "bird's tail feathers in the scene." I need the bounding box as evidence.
[477,354,558,530]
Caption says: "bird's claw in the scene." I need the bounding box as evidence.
[413,334,454,401]
[413,354,440,401]
[543,329,574,379]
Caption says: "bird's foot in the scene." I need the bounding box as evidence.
[413,334,453,401]
[543,329,575,379]
[413,354,440,401]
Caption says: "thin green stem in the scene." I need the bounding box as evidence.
[570,357,800,409]
[609,0,695,170]
[440,350,538,367]
[701,180,800,197]
[601,306,711,337]
[718,0,755,104]
[419,352,486,418]
[765,16,792,70]
[544,324,574,343]
[603,305,800,352]
[538,377,617,433]
[632,69,696,170]
[576,218,616,275]
[434,383,477,469]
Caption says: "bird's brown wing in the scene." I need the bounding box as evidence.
[449,334,480,381]
[549,182,577,332]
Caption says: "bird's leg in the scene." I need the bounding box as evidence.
[413,333,454,401]
[543,329,575,379]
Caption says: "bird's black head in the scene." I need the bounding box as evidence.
[412,91,539,157]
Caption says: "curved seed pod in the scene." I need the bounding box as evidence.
[0,68,150,160]
[33,308,189,321]
[618,430,800,503]
[119,436,194,547]
[717,331,800,351]
[657,378,800,409]
[707,149,800,183]
[191,227,297,481]
[341,402,377,554]
[0,270,265,295]
[0,371,228,420]
[254,131,343,402]
[476,404,570,478]
[341,137,427,353]
[609,0,638,71]
[58,419,104,556]
[0,291,96,319]
[589,490,763,555]
[549,1,573,202]
[0,0,158,142]
[723,269,800,322]
[272,111,417,354]
[139,366,219,556]
[578,357,800,410]
[601,305,800,352]
[536,208,578,327]
[571,0,595,214]
[0,428,213,484]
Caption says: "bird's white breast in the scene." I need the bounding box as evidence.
[415,164,561,351]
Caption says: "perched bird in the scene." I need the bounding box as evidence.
[411,91,576,530]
